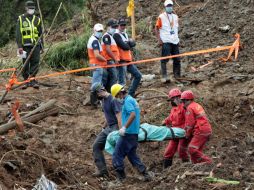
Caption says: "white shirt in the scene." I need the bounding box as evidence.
[158,12,179,44]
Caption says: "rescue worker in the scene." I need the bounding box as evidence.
[91,82,122,177]
[181,90,212,164]
[87,23,107,107]
[155,0,181,83]
[113,18,142,97]
[110,84,151,182]
[101,19,119,91]
[16,1,43,89]
[162,88,189,168]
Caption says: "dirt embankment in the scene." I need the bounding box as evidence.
[0,0,254,189]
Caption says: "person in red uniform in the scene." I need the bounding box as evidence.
[181,90,212,164]
[162,88,189,169]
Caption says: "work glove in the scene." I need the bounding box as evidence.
[119,126,126,136]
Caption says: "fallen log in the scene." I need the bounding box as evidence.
[23,99,57,118]
[0,107,58,135]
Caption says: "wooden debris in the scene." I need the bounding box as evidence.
[180,171,210,179]
[23,99,56,118]
[176,77,204,84]
[0,107,58,135]
[0,99,58,135]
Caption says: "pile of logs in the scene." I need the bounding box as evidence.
[0,99,58,135]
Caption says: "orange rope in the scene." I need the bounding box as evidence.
[0,68,16,73]
[3,34,241,89]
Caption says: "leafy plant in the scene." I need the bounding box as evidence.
[45,7,92,74]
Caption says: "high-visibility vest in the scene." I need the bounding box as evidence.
[87,35,106,66]
[115,31,132,62]
[158,12,179,44]
[19,14,40,46]
[101,32,120,61]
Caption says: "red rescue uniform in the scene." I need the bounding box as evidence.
[164,103,189,161]
[185,101,212,164]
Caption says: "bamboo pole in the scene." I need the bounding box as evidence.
[44,2,63,39]
[36,0,45,33]
[131,8,135,40]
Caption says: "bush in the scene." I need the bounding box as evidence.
[46,32,90,71]
[45,6,91,74]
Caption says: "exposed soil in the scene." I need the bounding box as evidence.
[0,0,254,189]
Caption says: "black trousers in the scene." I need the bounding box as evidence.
[22,45,41,80]
[161,43,181,78]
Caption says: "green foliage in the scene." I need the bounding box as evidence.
[136,19,153,37]
[46,32,90,71]
[38,0,85,26]
[0,0,85,47]
[45,6,91,73]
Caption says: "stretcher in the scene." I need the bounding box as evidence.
[105,123,186,155]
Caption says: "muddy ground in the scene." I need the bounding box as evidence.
[0,0,254,189]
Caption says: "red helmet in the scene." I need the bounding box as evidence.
[168,88,182,99]
[181,90,194,100]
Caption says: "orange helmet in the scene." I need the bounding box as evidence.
[181,90,194,100]
[168,88,182,99]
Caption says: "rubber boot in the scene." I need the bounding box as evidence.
[92,170,109,177]
[31,80,39,89]
[163,158,172,169]
[142,170,152,182]
[182,158,189,163]
[115,169,126,182]
[173,61,181,79]
[90,91,98,108]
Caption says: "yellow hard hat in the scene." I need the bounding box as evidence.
[111,84,124,97]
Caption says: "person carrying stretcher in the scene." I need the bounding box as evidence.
[162,88,189,169]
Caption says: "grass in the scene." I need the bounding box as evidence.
[46,33,90,70]
[45,7,92,75]
[0,41,22,78]
[136,18,153,38]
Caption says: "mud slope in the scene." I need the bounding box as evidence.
[0,0,254,189]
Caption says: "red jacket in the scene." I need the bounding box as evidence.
[164,103,185,128]
[185,102,212,137]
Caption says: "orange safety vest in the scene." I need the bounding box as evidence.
[87,35,106,66]
[115,31,132,62]
[101,32,120,61]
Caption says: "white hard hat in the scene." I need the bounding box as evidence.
[93,23,104,32]
[164,0,173,6]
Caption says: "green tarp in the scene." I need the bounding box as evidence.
[105,123,186,155]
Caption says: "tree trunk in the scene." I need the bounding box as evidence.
[0,108,58,135]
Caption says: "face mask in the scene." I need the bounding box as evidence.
[166,7,173,14]
[94,31,103,38]
[27,9,35,15]
[171,100,177,107]
[108,28,116,35]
